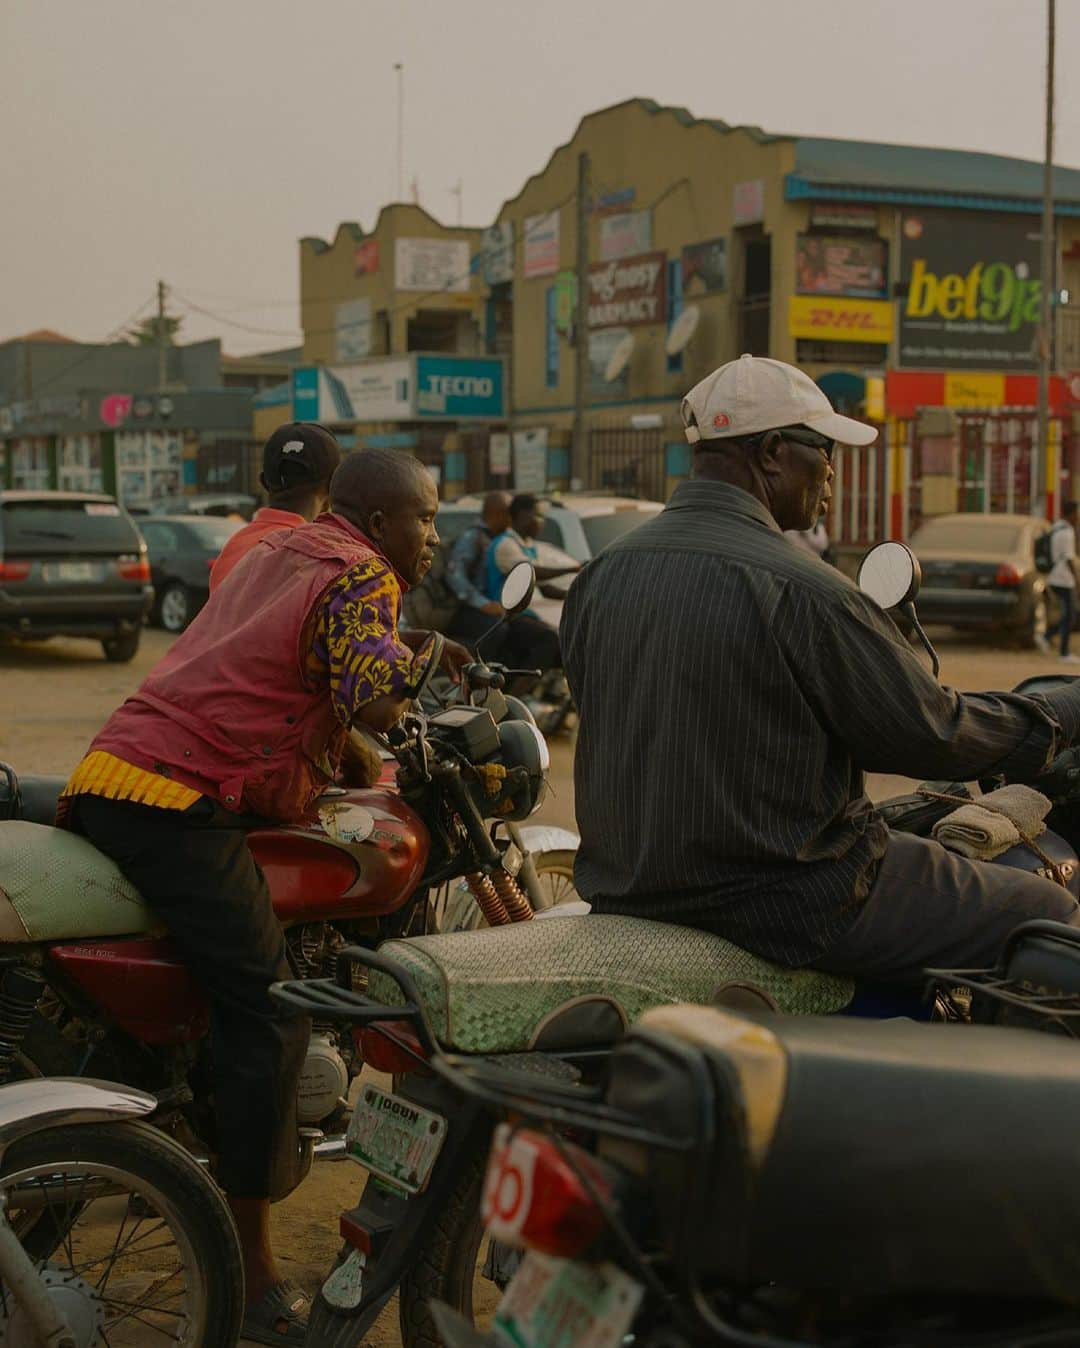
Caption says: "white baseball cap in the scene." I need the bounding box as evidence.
[681,354,878,447]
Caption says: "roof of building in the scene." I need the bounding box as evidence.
[788,135,1080,214]
[4,329,78,345]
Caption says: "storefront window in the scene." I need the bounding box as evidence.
[116,429,182,509]
[58,434,104,493]
[11,438,50,490]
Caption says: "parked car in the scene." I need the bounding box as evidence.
[147,493,257,520]
[404,492,663,631]
[908,512,1055,647]
[0,490,152,662]
[140,515,245,632]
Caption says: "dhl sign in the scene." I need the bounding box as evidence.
[788,295,894,344]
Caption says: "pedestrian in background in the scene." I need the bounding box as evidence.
[1038,499,1079,663]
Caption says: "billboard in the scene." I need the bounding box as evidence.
[335,298,372,361]
[795,235,887,298]
[481,222,514,285]
[898,210,1044,370]
[587,252,666,329]
[395,237,471,292]
[415,356,504,419]
[523,212,560,278]
[293,356,505,422]
[599,210,652,261]
[682,237,727,294]
[788,295,894,344]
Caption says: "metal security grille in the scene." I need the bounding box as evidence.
[829,435,889,547]
[588,426,666,501]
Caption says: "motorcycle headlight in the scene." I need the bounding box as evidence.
[469,720,549,821]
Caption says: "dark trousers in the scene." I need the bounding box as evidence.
[1050,585,1077,657]
[449,607,561,671]
[71,794,309,1200]
[816,830,1080,986]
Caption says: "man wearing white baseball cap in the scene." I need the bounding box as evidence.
[561,354,1080,985]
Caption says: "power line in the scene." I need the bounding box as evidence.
[20,293,159,400]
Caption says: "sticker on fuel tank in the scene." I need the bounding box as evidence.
[319,803,376,843]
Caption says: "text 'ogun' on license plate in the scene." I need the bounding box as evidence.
[495,1250,643,1348]
[346,1084,447,1194]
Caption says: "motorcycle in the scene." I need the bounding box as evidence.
[0,562,575,1199]
[0,1075,243,1347]
[266,540,1080,1348]
[430,914,1080,1348]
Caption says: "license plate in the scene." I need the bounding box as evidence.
[345,1083,446,1194]
[43,561,99,583]
[494,1251,643,1348]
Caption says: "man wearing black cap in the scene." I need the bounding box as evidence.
[211,421,342,592]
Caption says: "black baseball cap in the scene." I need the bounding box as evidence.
[261,422,343,492]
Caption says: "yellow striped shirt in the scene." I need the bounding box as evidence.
[62,751,201,812]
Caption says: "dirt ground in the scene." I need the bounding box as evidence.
[0,624,1067,1343]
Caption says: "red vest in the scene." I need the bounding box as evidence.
[91,514,386,821]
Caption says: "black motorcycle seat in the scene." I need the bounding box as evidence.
[6,775,66,826]
[611,1006,1080,1304]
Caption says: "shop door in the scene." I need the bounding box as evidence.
[588,427,665,501]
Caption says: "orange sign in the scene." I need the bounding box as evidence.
[788,295,894,344]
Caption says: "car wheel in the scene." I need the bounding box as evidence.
[101,631,141,663]
[159,582,192,633]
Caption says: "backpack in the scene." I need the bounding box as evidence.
[1035,521,1067,575]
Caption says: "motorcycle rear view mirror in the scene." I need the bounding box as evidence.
[857,540,940,679]
[405,631,444,703]
[500,562,536,616]
[857,541,922,611]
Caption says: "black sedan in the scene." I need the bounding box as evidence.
[139,515,244,632]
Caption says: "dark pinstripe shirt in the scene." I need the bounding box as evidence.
[561,479,1080,965]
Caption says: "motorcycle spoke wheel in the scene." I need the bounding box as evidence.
[0,1121,243,1348]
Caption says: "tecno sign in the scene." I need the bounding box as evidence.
[415,356,505,419]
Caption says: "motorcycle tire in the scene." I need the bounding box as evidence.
[0,1119,244,1348]
[398,1137,490,1348]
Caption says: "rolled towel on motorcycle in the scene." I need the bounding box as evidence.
[932,784,1052,860]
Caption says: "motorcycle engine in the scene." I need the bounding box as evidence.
[297,1030,350,1126]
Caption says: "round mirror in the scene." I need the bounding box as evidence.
[500,561,536,615]
[405,631,444,702]
[857,541,922,611]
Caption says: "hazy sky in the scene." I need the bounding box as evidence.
[2,0,1077,355]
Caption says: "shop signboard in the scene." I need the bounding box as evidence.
[415,356,504,419]
[292,360,412,422]
[513,429,548,491]
[898,210,1044,370]
[588,327,631,398]
[682,237,727,294]
[335,298,372,361]
[733,179,765,227]
[489,431,512,475]
[809,203,878,231]
[354,239,379,277]
[796,235,887,298]
[523,212,560,278]
[599,210,652,261]
[788,295,894,344]
[587,252,666,329]
[395,238,471,293]
[481,222,514,285]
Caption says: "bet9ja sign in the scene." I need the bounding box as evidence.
[899,211,1046,371]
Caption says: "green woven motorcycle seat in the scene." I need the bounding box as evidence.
[0,821,155,941]
[370,915,854,1054]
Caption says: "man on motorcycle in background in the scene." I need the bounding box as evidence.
[486,493,565,672]
[210,420,341,591]
[446,490,512,646]
[58,449,463,1346]
[561,354,1080,987]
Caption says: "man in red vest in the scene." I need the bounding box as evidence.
[211,420,343,593]
[60,449,447,1344]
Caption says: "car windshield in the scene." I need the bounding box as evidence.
[911,520,1025,553]
[1,500,139,553]
[185,518,245,548]
[580,507,661,554]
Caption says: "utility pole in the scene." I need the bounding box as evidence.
[156,279,168,391]
[571,151,591,489]
[394,63,404,201]
[1036,0,1056,518]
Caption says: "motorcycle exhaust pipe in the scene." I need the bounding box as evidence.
[313,1134,348,1161]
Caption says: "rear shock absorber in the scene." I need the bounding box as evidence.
[0,967,44,1083]
[491,869,534,922]
[464,873,512,926]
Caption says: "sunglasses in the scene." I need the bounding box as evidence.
[777,426,836,461]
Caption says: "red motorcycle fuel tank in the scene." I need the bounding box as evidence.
[47,938,209,1045]
[249,787,431,926]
